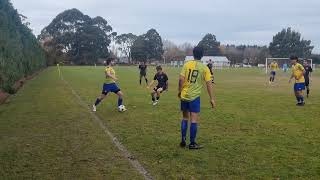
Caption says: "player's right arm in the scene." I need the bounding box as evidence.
[178,64,187,98]
[147,75,157,89]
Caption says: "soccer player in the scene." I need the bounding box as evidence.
[289,56,306,106]
[269,61,279,84]
[303,60,313,98]
[139,62,148,85]
[283,63,289,72]
[178,46,215,150]
[147,65,168,106]
[207,59,214,83]
[92,58,125,112]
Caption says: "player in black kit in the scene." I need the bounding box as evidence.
[207,59,214,83]
[139,62,148,85]
[303,60,313,98]
[147,66,169,106]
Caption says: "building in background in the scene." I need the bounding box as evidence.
[185,56,231,68]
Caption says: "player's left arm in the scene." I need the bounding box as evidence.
[165,74,169,91]
[300,65,306,80]
[204,67,215,108]
[309,66,313,80]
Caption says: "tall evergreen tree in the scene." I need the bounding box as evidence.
[197,33,221,56]
[269,28,313,58]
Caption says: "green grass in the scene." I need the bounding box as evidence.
[1,66,320,179]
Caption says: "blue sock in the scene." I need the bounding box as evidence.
[300,96,304,103]
[181,120,188,142]
[190,123,198,144]
[118,98,123,106]
[95,98,101,106]
[296,96,300,102]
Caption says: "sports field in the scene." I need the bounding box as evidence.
[1,66,320,179]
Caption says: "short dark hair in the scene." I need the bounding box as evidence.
[290,55,298,61]
[156,65,162,71]
[106,58,113,65]
[193,46,204,60]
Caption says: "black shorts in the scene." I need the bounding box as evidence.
[140,72,146,77]
[305,78,310,87]
[153,86,167,93]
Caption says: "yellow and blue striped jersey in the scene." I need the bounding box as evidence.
[292,63,305,83]
[270,62,279,71]
[180,60,212,101]
[105,66,116,84]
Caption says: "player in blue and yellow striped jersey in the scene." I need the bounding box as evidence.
[289,56,306,106]
[178,46,216,149]
[269,61,279,84]
[92,59,125,112]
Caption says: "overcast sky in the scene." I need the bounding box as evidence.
[11,0,320,53]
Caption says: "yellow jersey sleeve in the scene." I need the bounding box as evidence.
[203,66,212,82]
[180,63,187,77]
[298,64,305,71]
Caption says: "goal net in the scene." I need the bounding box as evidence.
[265,58,313,74]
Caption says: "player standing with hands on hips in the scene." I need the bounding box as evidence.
[289,56,306,106]
[139,61,148,85]
[178,46,216,150]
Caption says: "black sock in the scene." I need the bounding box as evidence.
[94,98,101,106]
[269,77,272,82]
[145,78,148,84]
[152,95,155,102]
[139,79,142,85]
[156,96,160,100]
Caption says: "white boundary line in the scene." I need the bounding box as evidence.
[58,67,153,180]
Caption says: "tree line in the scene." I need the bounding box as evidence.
[39,8,316,65]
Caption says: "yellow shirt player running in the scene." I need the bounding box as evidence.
[289,56,306,106]
[178,46,215,150]
[269,61,279,83]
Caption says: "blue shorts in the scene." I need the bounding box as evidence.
[270,71,276,76]
[102,83,120,95]
[294,83,305,91]
[181,97,200,113]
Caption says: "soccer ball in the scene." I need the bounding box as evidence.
[118,105,127,112]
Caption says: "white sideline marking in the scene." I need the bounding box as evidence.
[59,69,153,180]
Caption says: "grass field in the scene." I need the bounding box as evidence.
[1,66,320,179]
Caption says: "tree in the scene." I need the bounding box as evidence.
[131,36,148,62]
[144,29,163,60]
[163,40,185,63]
[197,33,221,56]
[269,27,313,58]
[39,9,116,65]
[131,28,163,62]
[0,0,46,93]
[115,33,137,63]
[179,42,194,56]
[222,45,270,65]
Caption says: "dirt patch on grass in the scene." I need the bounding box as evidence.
[0,90,9,104]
